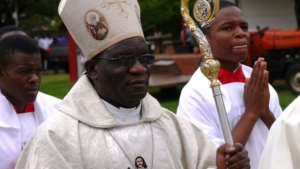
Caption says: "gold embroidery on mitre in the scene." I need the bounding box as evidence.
[100,0,132,18]
[85,10,109,41]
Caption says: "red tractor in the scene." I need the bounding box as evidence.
[244,27,300,95]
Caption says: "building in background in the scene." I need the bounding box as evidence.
[234,0,297,29]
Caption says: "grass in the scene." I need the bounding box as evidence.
[271,80,298,109]
[40,73,298,113]
[40,73,73,99]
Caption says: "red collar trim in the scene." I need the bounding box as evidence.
[218,66,245,84]
[13,103,35,113]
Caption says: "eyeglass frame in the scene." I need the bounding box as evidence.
[93,54,155,67]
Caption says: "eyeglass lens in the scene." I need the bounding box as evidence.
[119,55,154,67]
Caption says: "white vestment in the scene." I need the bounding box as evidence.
[16,75,217,169]
[259,96,300,169]
[0,90,61,169]
[177,65,282,169]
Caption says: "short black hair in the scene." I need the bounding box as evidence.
[218,0,237,9]
[0,25,24,38]
[0,35,40,67]
[200,0,238,35]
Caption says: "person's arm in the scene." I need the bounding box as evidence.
[260,109,275,129]
[255,59,276,129]
[232,58,273,145]
[231,112,259,146]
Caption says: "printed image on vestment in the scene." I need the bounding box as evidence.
[85,10,109,40]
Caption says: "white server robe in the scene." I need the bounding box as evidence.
[177,65,282,169]
[0,91,61,169]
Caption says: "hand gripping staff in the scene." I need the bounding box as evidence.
[181,0,233,145]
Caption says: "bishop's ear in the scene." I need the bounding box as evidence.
[85,59,98,79]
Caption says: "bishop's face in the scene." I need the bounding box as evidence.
[89,37,151,108]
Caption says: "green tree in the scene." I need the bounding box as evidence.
[0,0,199,37]
[139,0,197,40]
[0,0,62,30]
[139,0,181,38]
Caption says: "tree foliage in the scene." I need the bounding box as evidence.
[0,0,198,38]
[0,0,62,30]
[139,0,181,38]
[139,0,197,40]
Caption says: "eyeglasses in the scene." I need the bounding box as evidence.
[94,54,155,67]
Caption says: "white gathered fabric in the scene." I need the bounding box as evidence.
[259,96,300,169]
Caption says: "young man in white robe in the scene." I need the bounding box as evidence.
[16,0,250,168]
[0,34,61,169]
[176,1,282,169]
[259,96,300,169]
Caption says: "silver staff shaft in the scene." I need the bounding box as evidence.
[212,86,234,145]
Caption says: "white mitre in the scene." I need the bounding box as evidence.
[58,0,144,60]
